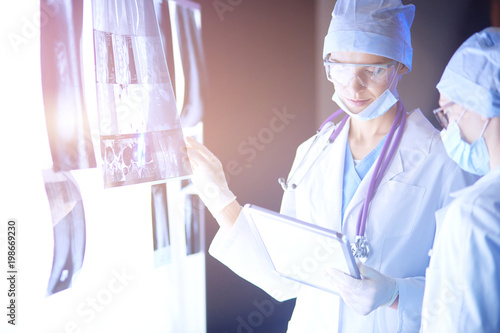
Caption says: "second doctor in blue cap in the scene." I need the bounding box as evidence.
[422,27,500,332]
[186,0,475,332]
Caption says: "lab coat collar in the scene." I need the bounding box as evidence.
[373,108,435,189]
[398,108,435,154]
[343,111,410,217]
[341,109,432,234]
[343,149,404,224]
[329,118,350,232]
[330,108,433,234]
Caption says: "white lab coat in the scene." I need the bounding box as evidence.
[209,109,476,332]
[421,166,500,333]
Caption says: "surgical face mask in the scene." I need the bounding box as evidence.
[331,65,400,121]
[440,111,491,176]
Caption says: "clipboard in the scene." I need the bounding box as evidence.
[242,204,360,294]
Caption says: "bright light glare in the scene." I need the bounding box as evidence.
[168,1,186,115]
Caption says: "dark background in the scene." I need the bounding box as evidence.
[199,1,493,332]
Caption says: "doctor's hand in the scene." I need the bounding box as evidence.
[325,262,399,316]
[185,136,238,222]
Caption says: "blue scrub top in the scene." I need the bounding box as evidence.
[341,136,387,225]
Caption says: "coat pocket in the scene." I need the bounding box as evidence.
[368,180,425,238]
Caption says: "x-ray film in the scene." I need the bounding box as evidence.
[183,190,203,255]
[155,0,206,127]
[92,0,192,188]
[41,0,96,172]
[42,169,86,296]
[151,183,172,267]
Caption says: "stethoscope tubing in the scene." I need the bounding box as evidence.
[355,102,406,236]
[281,102,407,241]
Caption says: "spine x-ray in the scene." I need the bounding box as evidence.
[92,0,192,188]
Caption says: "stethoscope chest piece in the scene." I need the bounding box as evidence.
[351,235,371,263]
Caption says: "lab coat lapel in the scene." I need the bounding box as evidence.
[326,120,349,233]
[342,145,404,236]
[376,150,404,186]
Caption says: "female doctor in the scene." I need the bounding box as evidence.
[421,27,500,332]
[186,0,475,331]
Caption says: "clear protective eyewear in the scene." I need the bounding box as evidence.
[324,57,397,88]
[433,101,455,128]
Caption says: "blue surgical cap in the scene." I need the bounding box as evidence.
[437,27,500,118]
[323,0,415,71]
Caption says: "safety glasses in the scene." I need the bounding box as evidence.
[324,57,397,88]
[433,101,455,128]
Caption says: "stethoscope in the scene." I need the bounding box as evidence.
[278,102,407,262]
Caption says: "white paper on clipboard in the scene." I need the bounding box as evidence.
[242,204,360,294]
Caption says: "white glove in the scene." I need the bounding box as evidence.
[185,136,237,217]
[325,262,399,316]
